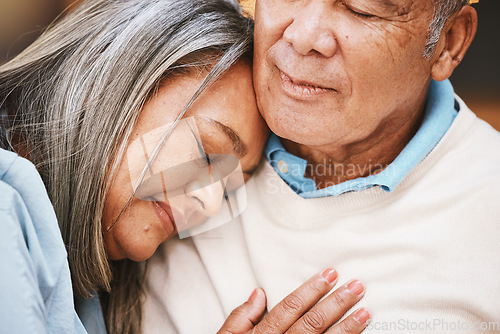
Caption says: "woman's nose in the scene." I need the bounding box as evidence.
[186,180,225,217]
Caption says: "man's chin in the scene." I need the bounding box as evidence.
[263,113,335,146]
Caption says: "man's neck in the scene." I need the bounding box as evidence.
[282,106,426,189]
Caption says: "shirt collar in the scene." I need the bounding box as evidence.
[265,132,285,161]
[265,79,458,198]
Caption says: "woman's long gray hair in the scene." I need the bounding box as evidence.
[0,0,253,332]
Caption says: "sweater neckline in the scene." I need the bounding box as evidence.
[264,80,458,198]
[246,96,476,229]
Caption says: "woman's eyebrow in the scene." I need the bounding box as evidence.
[200,117,248,157]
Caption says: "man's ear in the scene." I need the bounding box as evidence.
[431,6,478,82]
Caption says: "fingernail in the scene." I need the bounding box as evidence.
[248,289,258,302]
[321,268,338,283]
[346,280,365,296]
[353,308,371,324]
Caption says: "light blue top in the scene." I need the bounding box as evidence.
[0,148,88,334]
[266,79,458,198]
[75,291,107,334]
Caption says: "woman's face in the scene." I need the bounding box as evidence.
[103,61,269,261]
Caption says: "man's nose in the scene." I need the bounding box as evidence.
[186,180,225,217]
[283,3,337,57]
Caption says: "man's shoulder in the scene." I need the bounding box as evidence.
[417,99,500,217]
[463,100,500,150]
[439,98,500,168]
[455,95,500,147]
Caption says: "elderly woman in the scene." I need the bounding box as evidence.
[0,0,369,333]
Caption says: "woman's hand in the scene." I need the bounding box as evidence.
[218,268,370,334]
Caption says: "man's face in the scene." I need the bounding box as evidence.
[254,0,437,147]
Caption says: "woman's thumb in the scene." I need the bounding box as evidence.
[217,288,267,334]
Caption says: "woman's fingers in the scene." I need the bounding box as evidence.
[326,308,371,334]
[253,267,339,334]
[287,280,368,333]
[217,288,267,334]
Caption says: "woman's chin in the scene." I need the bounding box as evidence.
[107,239,163,262]
[128,242,166,262]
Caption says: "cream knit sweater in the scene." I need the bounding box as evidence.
[143,97,500,334]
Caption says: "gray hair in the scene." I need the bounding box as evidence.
[425,0,470,58]
[0,0,253,332]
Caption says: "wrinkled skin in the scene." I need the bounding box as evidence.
[253,0,477,185]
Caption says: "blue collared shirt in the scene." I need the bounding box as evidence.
[266,79,458,199]
[0,149,88,333]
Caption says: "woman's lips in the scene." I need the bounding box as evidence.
[152,200,179,236]
[278,69,336,99]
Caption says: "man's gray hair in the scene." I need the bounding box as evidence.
[425,0,470,58]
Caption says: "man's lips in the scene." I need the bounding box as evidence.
[278,68,336,99]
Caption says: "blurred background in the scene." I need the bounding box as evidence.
[1,0,499,130]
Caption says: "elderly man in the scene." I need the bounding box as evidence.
[144,0,500,333]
